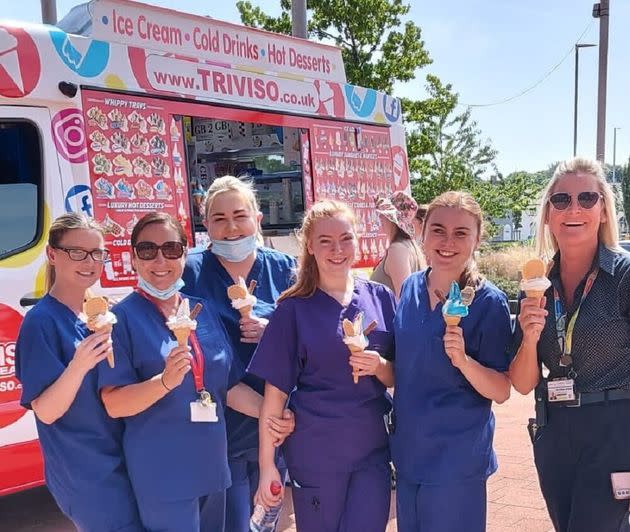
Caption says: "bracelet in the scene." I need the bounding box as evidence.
[160,374,172,392]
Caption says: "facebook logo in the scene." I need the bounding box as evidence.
[64,185,94,217]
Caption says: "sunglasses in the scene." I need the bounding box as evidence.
[134,241,185,260]
[53,247,110,262]
[549,191,602,211]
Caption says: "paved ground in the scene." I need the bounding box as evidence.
[1,391,552,531]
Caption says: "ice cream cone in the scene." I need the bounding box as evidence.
[525,289,545,300]
[444,315,461,326]
[173,327,191,347]
[95,323,115,367]
[238,305,253,319]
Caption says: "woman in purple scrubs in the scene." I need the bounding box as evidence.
[248,200,396,532]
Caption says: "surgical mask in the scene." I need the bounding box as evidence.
[137,275,185,301]
[210,234,258,263]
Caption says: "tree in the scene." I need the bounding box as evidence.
[236,0,431,93]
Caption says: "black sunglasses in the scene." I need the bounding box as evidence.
[549,191,602,211]
[134,241,185,260]
[53,247,110,262]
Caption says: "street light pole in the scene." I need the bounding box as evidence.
[593,0,610,163]
[40,0,57,25]
[573,43,596,157]
[613,127,621,182]
[291,0,307,38]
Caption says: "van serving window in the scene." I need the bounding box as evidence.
[0,121,43,260]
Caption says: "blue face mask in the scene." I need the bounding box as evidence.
[210,234,258,263]
[137,275,185,301]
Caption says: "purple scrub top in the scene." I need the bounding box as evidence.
[248,277,396,473]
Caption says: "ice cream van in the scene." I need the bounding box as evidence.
[0,0,410,495]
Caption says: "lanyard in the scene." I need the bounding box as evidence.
[136,289,209,400]
[552,267,598,374]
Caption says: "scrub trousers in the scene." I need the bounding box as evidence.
[138,490,225,532]
[289,462,391,532]
[395,475,486,532]
[534,400,630,532]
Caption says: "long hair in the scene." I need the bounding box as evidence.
[278,200,357,302]
[535,157,619,260]
[45,213,104,292]
[203,175,264,245]
[423,191,484,288]
[390,224,426,269]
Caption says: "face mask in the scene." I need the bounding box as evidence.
[137,275,184,301]
[210,234,258,263]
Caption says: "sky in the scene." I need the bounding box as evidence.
[5,0,629,175]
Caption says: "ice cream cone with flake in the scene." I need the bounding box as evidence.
[83,296,117,368]
[520,258,551,301]
[342,312,378,384]
[166,298,197,346]
[442,282,471,327]
[227,277,257,319]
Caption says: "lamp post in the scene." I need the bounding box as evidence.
[613,127,621,182]
[40,0,57,24]
[573,43,596,156]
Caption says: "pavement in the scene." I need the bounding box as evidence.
[1,391,552,531]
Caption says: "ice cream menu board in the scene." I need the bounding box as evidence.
[310,123,394,268]
[82,90,192,287]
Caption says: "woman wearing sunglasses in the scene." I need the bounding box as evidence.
[182,176,296,531]
[15,213,143,532]
[99,212,253,532]
[510,157,630,531]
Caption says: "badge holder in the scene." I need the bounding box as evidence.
[547,376,581,407]
[611,473,630,532]
[190,389,218,423]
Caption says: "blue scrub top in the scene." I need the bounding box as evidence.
[15,295,134,513]
[182,247,296,459]
[98,292,234,503]
[248,278,396,474]
[392,271,513,484]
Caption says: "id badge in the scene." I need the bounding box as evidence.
[190,401,218,423]
[547,378,577,403]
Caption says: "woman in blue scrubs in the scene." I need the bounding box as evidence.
[250,200,396,532]
[15,213,142,532]
[182,176,296,531]
[392,191,513,532]
[100,212,252,532]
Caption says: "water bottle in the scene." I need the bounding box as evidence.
[249,480,283,532]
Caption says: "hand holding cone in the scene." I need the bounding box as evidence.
[83,296,117,368]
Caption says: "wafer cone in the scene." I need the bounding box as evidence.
[444,315,461,326]
[525,290,545,300]
[342,316,364,384]
[173,327,191,347]
[95,323,115,368]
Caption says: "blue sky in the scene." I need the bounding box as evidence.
[6,0,629,175]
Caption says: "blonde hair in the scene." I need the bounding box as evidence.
[535,157,619,259]
[423,191,484,288]
[45,213,104,292]
[278,200,357,302]
[203,175,263,244]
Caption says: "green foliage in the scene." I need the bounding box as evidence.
[236,0,431,93]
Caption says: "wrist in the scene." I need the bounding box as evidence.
[67,358,89,379]
[160,373,172,392]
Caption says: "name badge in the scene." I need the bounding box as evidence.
[547,378,577,403]
[190,401,218,423]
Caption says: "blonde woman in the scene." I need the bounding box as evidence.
[250,200,396,532]
[182,176,295,530]
[510,157,630,532]
[15,213,142,532]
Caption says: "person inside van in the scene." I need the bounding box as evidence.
[15,212,143,532]
[182,175,296,531]
[370,191,426,299]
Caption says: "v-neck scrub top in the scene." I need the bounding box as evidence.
[182,247,296,458]
[392,271,513,484]
[248,277,396,473]
[98,292,234,504]
[15,295,140,526]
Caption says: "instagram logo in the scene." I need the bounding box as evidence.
[51,108,87,163]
